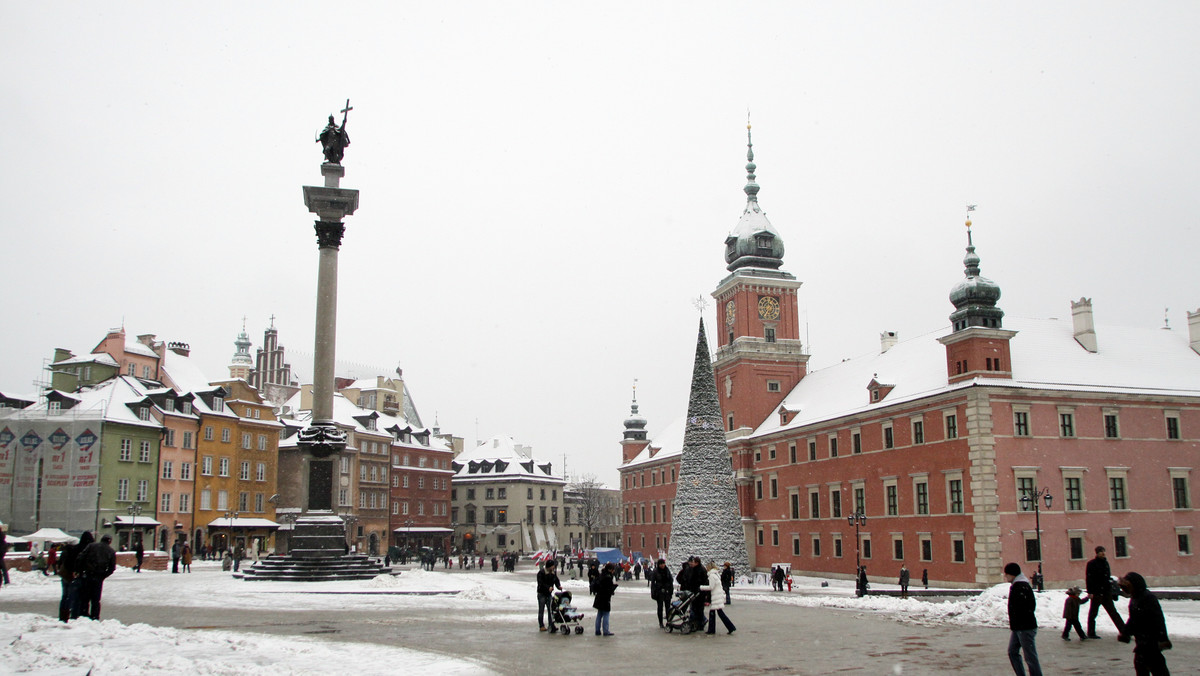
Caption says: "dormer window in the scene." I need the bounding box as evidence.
[49,401,61,414]
[366,418,376,430]
[212,397,224,412]
[164,398,175,412]
[182,401,192,415]
[755,234,773,250]
[138,406,151,421]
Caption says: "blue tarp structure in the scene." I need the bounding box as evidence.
[592,547,624,564]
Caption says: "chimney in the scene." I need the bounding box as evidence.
[880,331,898,353]
[1071,298,1098,353]
[1189,308,1200,354]
[168,341,190,356]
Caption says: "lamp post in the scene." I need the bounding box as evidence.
[223,510,239,555]
[1020,487,1053,591]
[405,518,414,551]
[127,503,143,551]
[848,511,867,596]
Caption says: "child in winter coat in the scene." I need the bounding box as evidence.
[1062,586,1090,640]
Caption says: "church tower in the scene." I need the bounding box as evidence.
[937,213,1016,383]
[228,320,253,380]
[620,382,649,463]
[711,123,808,431]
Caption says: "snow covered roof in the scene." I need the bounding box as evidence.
[52,352,119,368]
[123,340,158,358]
[159,349,218,396]
[451,435,563,484]
[279,393,449,452]
[18,377,162,429]
[622,415,687,469]
[752,316,1200,439]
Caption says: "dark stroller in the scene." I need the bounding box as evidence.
[550,590,585,635]
[664,590,705,634]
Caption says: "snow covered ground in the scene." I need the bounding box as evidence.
[2,562,1198,674]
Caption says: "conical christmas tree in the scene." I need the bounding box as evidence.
[666,318,751,574]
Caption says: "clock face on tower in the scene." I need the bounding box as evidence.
[726,300,736,326]
[758,296,780,321]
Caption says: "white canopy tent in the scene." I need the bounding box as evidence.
[24,528,79,548]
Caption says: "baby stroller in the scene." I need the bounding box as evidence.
[664,590,706,634]
[550,590,586,635]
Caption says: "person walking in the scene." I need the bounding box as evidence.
[651,558,674,628]
[899,565,911,599]
[1003,562,1042,676]
[857,565,869,597]
[720,562,734,605]
[134,537,144,573]
[181,542,192,572]
[587,561,599,595]
[56,531,92,622]
[772,565,785,591]
[1061,586,1089,641]
[536,559,562,633]
[1086,546,1126,638]
[171,539,182,574]
[1117,572,1171,676]
[702,561,737,635]
[0,527,9,586]
[78,533,117,620]
[592,561,618,636]
[922,568,928,589]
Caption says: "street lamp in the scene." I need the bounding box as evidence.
[848,511,867,596]
[1020,488,1053,591]
[223,510,239,555]
[127,503,143,551]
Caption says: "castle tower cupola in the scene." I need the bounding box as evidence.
[229,318,253,380]
[623,382,648,442]
[724,122,785,272]
[948,213,1004,332]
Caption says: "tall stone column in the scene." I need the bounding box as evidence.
[297,162,357,526]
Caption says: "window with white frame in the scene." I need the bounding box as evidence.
[120,439,132,462]
[160,493,172,512]
[162,461,173,479]
[199,489,211,510]
[116,478,129,501]
[179,493,190,512]
[221,428,231,443]
[139,440,151,463]
[256,462,266,482]
[913,475,929,515]
[218,457,230,477]
[240,461,250,480]
[217,490,228,511]
[180,462,192,480]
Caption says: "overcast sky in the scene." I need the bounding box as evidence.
[3,2,1198,486]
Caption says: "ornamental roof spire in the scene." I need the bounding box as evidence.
[724,116,786,272]
[948,206,1004,332]
[744,118,760,206]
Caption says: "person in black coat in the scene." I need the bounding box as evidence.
[593,562,618,636]
[1004,562,1042,676]
[78,533,117,620]
[587,562,599,595]
[1118,572,1171,675]
[1085,546,1125,638]
[650,558,674,627]
[57,531,93,621]
[536,560,562,632]
[720,562,734,605]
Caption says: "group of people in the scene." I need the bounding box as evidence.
[538,556,738,638]
[1004,546,1172,676]
[55,531,118,622]
[536,559,619,636]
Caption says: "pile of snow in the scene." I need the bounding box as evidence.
[0,612,493,675]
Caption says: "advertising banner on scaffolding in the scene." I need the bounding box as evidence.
[0,410,103,536]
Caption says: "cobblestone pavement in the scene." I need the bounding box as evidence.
[4,571,1197,675]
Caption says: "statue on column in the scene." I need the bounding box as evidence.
[317,100,352,164]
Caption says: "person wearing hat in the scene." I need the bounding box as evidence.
[1062,586,1090,641]
[1003,562,1041,676]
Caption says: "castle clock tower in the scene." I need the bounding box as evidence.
[712,124,808,432]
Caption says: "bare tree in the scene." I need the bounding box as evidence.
[566,474,618,549]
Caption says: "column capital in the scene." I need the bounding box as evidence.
[314,221,345,249]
